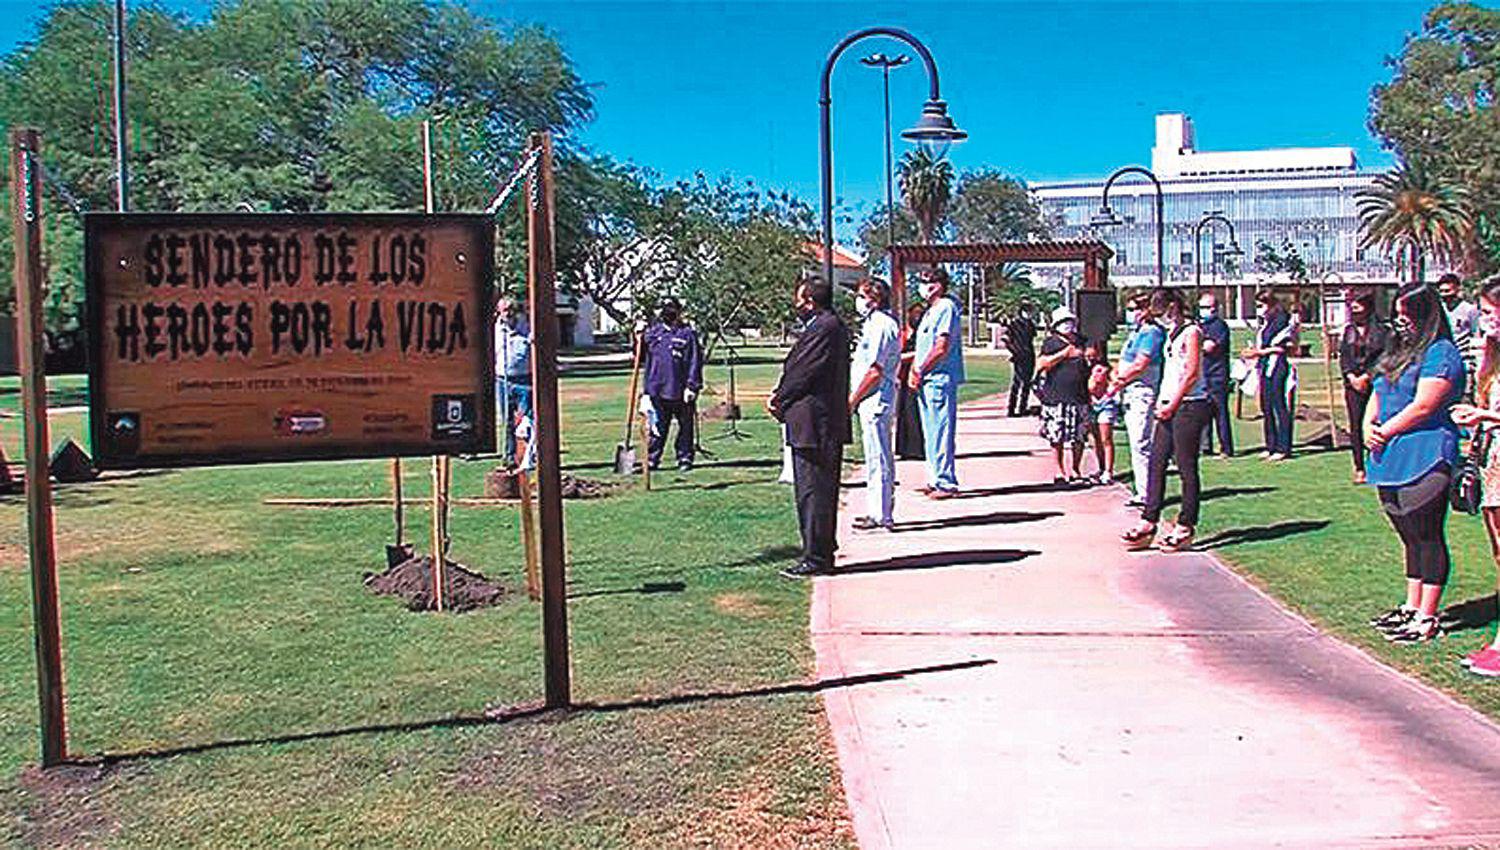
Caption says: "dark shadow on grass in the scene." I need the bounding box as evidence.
[1162,485,1276,509]
[892,511,1061,533]
[1194,520,1331,550]
[691,457,782,471]
[827,548,1038,576]
[724,545,802,569]
[569,580,687,600]
[1439,594,1498,634]
[78,659,994,769]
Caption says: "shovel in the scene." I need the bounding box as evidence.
[614,331,645,475]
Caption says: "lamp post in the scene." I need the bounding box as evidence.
[1093,166,1165,288]
[1193,212,1244,301]
[860,52,910,265]
[819,27,965,291]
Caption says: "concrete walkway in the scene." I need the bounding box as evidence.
[815,396,1500,850]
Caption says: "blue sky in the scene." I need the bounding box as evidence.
[1,1,1432,227]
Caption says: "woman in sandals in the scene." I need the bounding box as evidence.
[1121,289,1212,552]
[1364,282,1466,644]
[1450,275,1500,671]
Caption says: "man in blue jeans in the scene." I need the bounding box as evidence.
[907,269,965,498]
[494,298,532,467]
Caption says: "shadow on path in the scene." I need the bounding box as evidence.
[830,548,1038,576]
[892,510,1062,534]
[955,449,1036,461]
[950,481,1081,499]
[1194,519,1331,550]
[79,659,995,769]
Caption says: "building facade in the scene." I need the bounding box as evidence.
[1032,114,1400,321]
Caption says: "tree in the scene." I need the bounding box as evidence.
[856,203,919,274]
[983,263,1059,321]
[1356,158,1474,282]
[0,0,595,333]
[1369,2,1499,275]
[1254,238,1311,284]
[897,148,952,243]
[948,170,1051,244]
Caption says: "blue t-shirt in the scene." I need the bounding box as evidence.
[1120,321,1165,391]
[915,296,965,384]
[1366,339,1466,487]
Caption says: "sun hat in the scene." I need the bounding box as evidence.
[1050,305,1077,328]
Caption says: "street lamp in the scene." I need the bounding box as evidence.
[819,27,965,290]
[1193,212,1244,300]
[1093,166,1165,288]
[860,52,910,262]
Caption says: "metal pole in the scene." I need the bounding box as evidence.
[527,131,572,708]
[883,63,895,258]
[12,129,67,767]
[111,0,128,211]
[1100,166,1165,287]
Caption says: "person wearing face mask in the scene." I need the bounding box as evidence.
[1242,290,1296,460]
[1451,274,1500,674]
[1439,272,1480,395]
[1005,301,1038,417]
[1339,288,1390,484]
[769,278,851,578]
[1364,281,1465,644]
[643,297,705,471]
[494,297,533,467]
[1197,292,1234,458]
[906,269,966,498]
[1108,292,1166,507]
[1121,288,1212,553]
[848,278,903,531]
[1036,306,1092,484]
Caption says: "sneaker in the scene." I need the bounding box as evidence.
[1369,606,1414,630]
[1387,614,1440,643]
[1258,450,1273,460]
[1460,644,1493,669]
[1470,648,1500,677]
[1125,497,1144,508]
[779,561,824,579]
[1097,472,1115,485]
[677,460,693,472]
[851,516,880,531]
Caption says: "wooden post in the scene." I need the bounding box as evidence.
[1320,279,1343,446]
[527,131,571,707]
[12,128,67,767]
[421,119,448,611]
[517,471,541,601]
[640,412,652,491]
[390,459,404,545]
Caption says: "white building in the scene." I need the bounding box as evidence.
[1032,113,1400,320]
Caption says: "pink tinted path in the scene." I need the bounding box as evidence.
[814,396,1500,850]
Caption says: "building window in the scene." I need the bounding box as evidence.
[1180,251,1193,265]
[1117,250,1127,266]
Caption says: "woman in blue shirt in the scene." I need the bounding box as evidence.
[1365,282,1466,644]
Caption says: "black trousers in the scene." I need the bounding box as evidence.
[1260,361,1293,455]
[1142,399,1213,527]
[1201,382,1234,457]
[1009,359,1035,417]
[647,397,695,466]
[792,441,843,569]
[1344,386,1372,474]
[1378,465,1452,586]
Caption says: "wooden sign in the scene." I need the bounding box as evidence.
[85,213,495,468]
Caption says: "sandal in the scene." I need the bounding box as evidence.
[1120,522,1157,551]
[1158,526,1195,553]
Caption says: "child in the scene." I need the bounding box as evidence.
[1087,340,1119,486]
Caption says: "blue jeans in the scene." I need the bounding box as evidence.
[1259,361,1292,455]
[497,380,532,465]
[918,374,959,491]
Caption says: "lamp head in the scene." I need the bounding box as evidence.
[1224,240,1245,258]
[1090,206,1123,228]
[901,99,967,160]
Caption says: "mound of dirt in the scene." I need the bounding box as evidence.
[559,475,612,499]
[364,555,507,612]
[484,469,614,500]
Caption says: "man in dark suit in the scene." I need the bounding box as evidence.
[1197,292,1234,457]
[1005,301,1038,417]
[767,278,851,578]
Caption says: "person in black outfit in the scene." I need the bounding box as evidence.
[895,302,926,461]
[769,279,852,579]
[1339,288,1389,484]
[1006,301,1038,417]
[1197,292,1234,457]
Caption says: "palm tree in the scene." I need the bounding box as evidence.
[1357,159,1474,282]
[898,149,954,244]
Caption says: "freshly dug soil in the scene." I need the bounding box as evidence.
[701,400,742,421]
[364,555,507,612]
[559,474,612,499]
[484,468,614,500]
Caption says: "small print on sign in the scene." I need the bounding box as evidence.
[86,213,496,468]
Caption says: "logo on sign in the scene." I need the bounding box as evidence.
[431,394,476,441]
[106,411,141,456]
[275,409,329,437]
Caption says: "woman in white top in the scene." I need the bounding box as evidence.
[1122,288,1213,553]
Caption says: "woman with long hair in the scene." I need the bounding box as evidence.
[1120,289,1212,552]
[1365,282,1466,644]
[1339,289,1389,484]
[1242,290,1296,460]
[1449,275,1500,673]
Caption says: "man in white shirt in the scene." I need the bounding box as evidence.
[494,298,532,467]
[1439,273,1480,392]
[848,278,903,530]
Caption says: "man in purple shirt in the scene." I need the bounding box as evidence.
[643,298,705,470]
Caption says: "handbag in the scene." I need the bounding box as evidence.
[1451,426,1489,516]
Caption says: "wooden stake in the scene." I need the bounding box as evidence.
[640,410,652,492]
[12,128,67,767]
[517,470,541,601]
[527,132,571,707]
[390,459,404,544]
[1320,280,1343,445]
[421,119,449,612]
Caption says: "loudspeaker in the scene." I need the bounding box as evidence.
[49,438,98,483]
[1075,290,1119,345]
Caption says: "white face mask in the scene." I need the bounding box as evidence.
[1198,306,1214,320]
[1055,319,1077,336]
[856,296,875,317]
[1125,309,1139,325]
[920,283,941,301]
